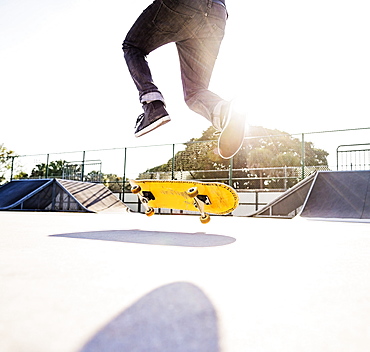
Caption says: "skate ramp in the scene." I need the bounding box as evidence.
[250,172,316,218]
[58,179,128,213]
[300,171,370,219]
[0,179,51,209]
[0,179,128,213]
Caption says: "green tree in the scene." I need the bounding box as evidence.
[138,126,329,189]
[138,127,227,179]
[85,170,103,183]
[0,144,16,184]
[238,126,328,189]
[13,171,29,179]
[30,160,67,178]
[242,126,328,167]
[102,173,126,193]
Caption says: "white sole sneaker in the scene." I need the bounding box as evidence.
[217,100,246,159]
[135,115,171,138]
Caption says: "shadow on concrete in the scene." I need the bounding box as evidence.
[51,229,236,247]
[79,282,219,352]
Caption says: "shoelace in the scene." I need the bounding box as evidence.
[135,113,144,128]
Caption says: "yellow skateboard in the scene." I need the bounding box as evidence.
[129,179,239,224]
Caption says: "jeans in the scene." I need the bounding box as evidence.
[122,0,227,126]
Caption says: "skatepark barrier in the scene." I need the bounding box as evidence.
[0,179,128,213]
[251,170,370,220]
[300,170,370,220]
[249,172,316,218]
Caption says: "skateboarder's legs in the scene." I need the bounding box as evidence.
[122,0,170,104]
[176,3,227,126]
[122,0,228,128]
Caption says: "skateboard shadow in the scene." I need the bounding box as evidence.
[79,282,220,352]
[51,229,235,247]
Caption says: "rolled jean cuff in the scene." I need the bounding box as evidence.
[140,92,165,104]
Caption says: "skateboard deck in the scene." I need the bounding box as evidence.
[129,179,239,223]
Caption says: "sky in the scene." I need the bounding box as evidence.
[1,0,370,160]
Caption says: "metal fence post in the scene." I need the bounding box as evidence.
[10,156,15,181]
[229,157,233,186]
[122,147,127,201]
[171,144,175,180]
[45,154,50,178]
[301,133,305,180]
[284,165,287,190]
[81,151,85,182]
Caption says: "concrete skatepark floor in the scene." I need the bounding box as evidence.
[1,211,370,351]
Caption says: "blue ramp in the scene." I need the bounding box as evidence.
[0,179,128,212]
[0,179,51,209]
[300,171,370,219]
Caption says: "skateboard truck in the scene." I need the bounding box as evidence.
[186,187,211,224]
[131,185,155,217]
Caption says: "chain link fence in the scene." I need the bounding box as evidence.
[2,127,369,195]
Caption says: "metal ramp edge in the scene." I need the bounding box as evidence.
[248,172,316,218]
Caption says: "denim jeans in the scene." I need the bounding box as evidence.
[122,0,227,127]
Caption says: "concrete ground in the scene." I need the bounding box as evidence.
[1,211,370,352]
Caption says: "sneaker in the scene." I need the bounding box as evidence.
[217,100,246,159]
[134,100,171,137]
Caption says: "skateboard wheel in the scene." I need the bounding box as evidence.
[145,208,155,217]
[200,214,211,224]
[187,187,198,198]
[131,185,141,194]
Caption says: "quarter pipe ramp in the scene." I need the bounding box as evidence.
[300,171,370,219]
